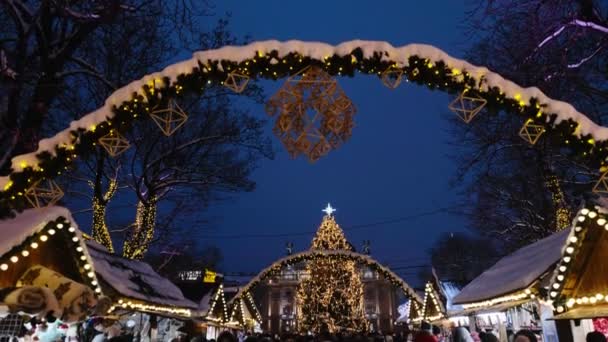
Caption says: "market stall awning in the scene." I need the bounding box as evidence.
[453,228,570,305]
[86,241,197,317]
[552,304,608,320]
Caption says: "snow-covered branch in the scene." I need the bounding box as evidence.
[530,19,608,63]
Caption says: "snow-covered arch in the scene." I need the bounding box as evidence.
[1,40,606,215]
[227,249,424,308]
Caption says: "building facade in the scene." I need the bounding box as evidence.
[255,263,403,334]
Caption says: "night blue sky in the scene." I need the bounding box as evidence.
[197,1,471,286]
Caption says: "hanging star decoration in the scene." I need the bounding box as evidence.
[448,89,487,123]
[266,66,356,162]
[322,203,336,216]
[23,180,64,208]
[519,119,545,145]
[98,131,130,157]
[149,99,188,136]
[224,70,250,93]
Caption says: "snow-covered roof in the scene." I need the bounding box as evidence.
[440,281,464,313]
[0,206,75,257]
[453,228,570,304]
[86,241,197,309]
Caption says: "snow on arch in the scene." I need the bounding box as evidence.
[227,249,424,307]
[2,40,607,194]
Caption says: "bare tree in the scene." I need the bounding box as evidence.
[448,0,608,251]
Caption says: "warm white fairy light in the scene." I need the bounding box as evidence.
[40,235,48,241]
[87,271,95,278]
[30,242,38,249]
[462,290,531,309]
[72,236,78,242]
[0,264,8,271]
[569,236,578,243]
[56,223,63,229]
[48,229,55,235]
[68,226,75,232]
[10,256,18,263]
[588,211,597,218]
[581,208,590,215]
[21,250,29,257]
[76,246,83,252]
[598,218,606,226]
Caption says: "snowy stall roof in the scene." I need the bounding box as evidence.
[86,241,196,310]
[440,281,464,313]
[453,228,570,305]
[0,206,76,257]
[3,40,608,189]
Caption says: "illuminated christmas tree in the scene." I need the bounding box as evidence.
[296,204,367,333]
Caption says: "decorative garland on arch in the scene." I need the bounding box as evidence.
[1,40,607,217]
[226,249,424,309]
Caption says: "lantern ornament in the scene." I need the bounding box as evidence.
[24,179,64,208]
[224,71,250,93]
[99,131,130,157]
[593,171,608,193]
[519,119,545,145]
[149,100,188,136]
[381,66,405,89]
[266,66,356,162]
[448,90,487,123]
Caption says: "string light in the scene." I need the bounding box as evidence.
[1,42,605,216]
[462,290,532,309]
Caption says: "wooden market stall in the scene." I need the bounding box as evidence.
[0,207,107,339]
[547,204,608,341]
[452,228,570,341]
[86,240,198,340]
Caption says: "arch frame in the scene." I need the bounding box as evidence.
[227,249,424,309]
[1,40,605,216]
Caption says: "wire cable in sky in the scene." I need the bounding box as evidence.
[204,205,462,239]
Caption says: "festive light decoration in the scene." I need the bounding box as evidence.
[98,131,130,157]
[549,205,608,316]
[519,119,545,145]
[23,179,64,208]
[266,66,355,162]
[593,171,608,193]
[0,216,103,298]
[113,298,191,317]
[223,71,250,93]
[149,100,188,136]
[420,281,445,322]
[228,249,422,316]
[381,65,405,89]
[448,90,487,123]
[228,294,261,328]
[206,284,229,323]
[91,178,117,252]
[546,174,571,231]
[296,212,367,333]
[2,41,607,217]
[122,198,157,259]
[461,290,533,310]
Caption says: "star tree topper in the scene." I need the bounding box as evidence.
[322,203,336,216]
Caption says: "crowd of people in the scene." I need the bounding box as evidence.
[178,322,608,342]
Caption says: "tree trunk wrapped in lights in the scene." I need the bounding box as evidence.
[91,177,117,253]
[296,211,367,333]
[123,196,157,259]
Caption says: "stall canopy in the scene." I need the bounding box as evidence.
[453,228,570,309]
[86,241,197,317]
[549,204,608,319]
